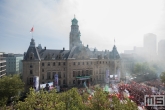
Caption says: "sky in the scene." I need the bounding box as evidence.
[0,0,165,54]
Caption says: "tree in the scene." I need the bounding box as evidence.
[59,88,84,110]
[89,88,111,110]
[15,87,138,110]
[132,62,157,82]
[0,75,24,107]
[15,88,65,110]
[160,72,165,87]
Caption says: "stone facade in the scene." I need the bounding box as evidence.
[23,17,121,89]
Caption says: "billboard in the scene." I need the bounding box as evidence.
[40,82,53,89]
[33,76,39,91]
[54,74,58,86]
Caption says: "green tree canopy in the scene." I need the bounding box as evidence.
[132,62,157,82]
[0,75,24,107]
[160,72,165,86]
[15,87,138,110]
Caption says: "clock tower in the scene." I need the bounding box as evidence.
[69,16,82,50]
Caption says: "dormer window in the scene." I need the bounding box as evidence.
[29,52,34,60]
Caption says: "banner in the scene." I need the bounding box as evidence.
[117,68,121,81]
[54,74,58,86]
[33,76,39,91]
[105,69,110,83]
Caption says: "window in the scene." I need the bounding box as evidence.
[73,71,75,77]
[78,62,80,65]
[87,62,88,65]
[53,62,55,66]
[58,72,61,78]
[30,70,33,74]
[42,63,44,66]
[42,69,44,72]
[52,72,56,79]
[73,62,75,65]
[100,61,101,64]
[58,62,60,66]
[73,80,75,84]
[63,72,65,78]
[91,62,92,65]
[82,70,85,76]
[78,71,80,76]
[42,74,44,80]
[99,69,101,74]
[29,78,33,84]
[83,62,84,65]
[90,70,92,75]
[59,80,61,85]
[63,62,65,65]
[47,72,51,79]
[63,80,66,84]
[48,62,50,66]
[86,70,89,75]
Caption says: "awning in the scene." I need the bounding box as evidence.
[76,76,90,80]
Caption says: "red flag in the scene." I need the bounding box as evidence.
[30,27,34,32]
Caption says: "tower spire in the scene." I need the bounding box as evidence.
[74,14,75,18]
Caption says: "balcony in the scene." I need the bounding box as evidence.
[0,73,6,78]
[0,69,6,73]
[0,57,6,61]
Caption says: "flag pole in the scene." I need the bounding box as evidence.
[32,26,34,39]
[114,38,115,45]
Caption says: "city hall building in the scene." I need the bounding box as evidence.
[22,17,122,89]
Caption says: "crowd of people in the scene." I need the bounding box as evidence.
[65,81,165,109]
[144,79,164,91]
[118,81,165,110]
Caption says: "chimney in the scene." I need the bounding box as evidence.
[45,47,46,50]
[87,45,88,48]
[63,47,65,51]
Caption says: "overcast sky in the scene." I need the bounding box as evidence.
[0,0,165,54]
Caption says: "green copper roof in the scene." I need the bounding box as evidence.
[72,17,78,25]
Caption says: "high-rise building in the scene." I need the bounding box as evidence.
[143,33,157,59]
[0,52,6,78]
[158,40,165,60]
[4,53,23,75]
[22,17,122,89]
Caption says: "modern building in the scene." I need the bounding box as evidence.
[22,17,121,89]
[143,33,157,59]
[0,52,6,78]
[158,40,165,60]
[4,53,23,75]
